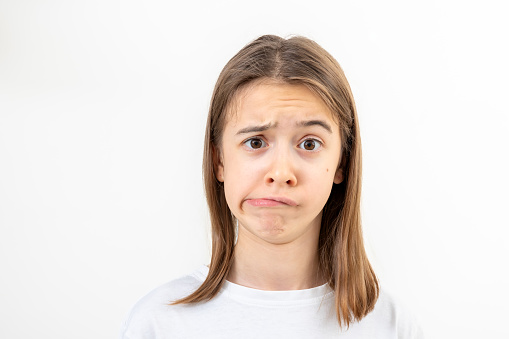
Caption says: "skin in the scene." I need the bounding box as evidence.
[215,80,343,291]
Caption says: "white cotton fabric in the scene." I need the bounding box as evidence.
[120,266,423,339]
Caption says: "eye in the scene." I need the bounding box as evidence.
[243,138,267,150]
[298,139,322,151]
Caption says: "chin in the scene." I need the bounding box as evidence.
[256,214,287,231]
[240,217,288,241]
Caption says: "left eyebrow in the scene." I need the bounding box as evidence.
[296,120,332,133]
[235,122,275,135]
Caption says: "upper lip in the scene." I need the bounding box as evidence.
[257,196,298,206]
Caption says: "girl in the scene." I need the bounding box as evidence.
[121,35,422,338]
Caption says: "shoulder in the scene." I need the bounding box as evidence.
[133,266,206,307]
[119,266,208,339]
[361,288,424,339]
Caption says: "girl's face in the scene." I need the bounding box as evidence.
[216,81,343,245]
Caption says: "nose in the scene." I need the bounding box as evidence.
[264,150,297,187]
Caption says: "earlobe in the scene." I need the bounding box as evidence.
[213,146,224,182]
[216,164,224,182]
[334,154,346,184]
[333,168,343,184]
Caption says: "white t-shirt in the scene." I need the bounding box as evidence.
[120,266,423,338]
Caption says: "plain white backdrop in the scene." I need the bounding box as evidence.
[1,0,508,338]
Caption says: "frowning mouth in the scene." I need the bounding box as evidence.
[245,197,297,207]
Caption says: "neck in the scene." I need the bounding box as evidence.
[227,222,324,291]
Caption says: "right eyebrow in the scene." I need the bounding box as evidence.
[296,119,333,134]
[235,123,275,135]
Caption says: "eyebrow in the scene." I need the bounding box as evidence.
[236,123,275,135]
[235,119,332,135]
[297,120,333,133]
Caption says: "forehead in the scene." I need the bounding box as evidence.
[226,80,337,127]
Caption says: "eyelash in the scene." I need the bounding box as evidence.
[242,137,323,151]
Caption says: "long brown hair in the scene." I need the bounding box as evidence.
[173,35,379,327]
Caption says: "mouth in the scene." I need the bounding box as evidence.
[245,197,298,207]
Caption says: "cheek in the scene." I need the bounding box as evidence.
[305,164,337,203]
[314,175,335,198]
[223,148,266,181]
[222,160,248,205]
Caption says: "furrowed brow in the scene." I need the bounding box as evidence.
[236,123,275,135]
[297,120,333,133]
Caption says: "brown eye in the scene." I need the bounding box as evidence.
[304,140,315,150]
[244,138,266,149]
[250,139,262,148]
[298,139,321,151]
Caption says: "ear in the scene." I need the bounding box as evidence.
[333,154,346,184]
[333,167,344,184]
[213,146,224,182]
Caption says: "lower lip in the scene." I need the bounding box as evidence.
[246,199,289,207]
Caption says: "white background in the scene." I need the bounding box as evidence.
[1,0,508,338]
